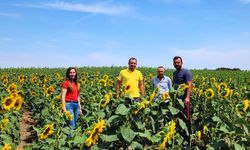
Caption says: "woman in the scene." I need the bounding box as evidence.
[61,67,82,129]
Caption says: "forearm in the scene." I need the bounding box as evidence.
[140,85,145,97]
[116,81,121,98]
[185,81,192,99]
[78,96,81,109]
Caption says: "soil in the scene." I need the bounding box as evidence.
[17,104,36,150]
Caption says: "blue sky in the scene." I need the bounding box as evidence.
[0,0,250,70]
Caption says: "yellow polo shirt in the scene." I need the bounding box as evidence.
[117,69,143,98]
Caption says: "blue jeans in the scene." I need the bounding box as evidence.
[66,102,79,129]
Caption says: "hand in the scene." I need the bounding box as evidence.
[184,97,190,104]
[79,109,83,115]
[63,107,67,113]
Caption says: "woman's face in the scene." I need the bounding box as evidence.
[68,69,76,80]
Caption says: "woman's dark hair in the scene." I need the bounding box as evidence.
[65,67,79,91]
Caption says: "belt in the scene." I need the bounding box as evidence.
[66,100,78,103]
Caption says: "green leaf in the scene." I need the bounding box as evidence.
[234,143,245,150]
[0,134,13,143]
[135,121,145,130]
[138,130,152,141]
[212,116,222,122]
[100,134,119,142]
[177,118,189,135]
[178,118,187,130]
[151,134,162,143]
[120,126,136,143]
[219,124,229,133]
[143,107,151,115]
[168,106,180,115]
[73,135,87,145]
[161,109,168,115]
[46,138,55,144]
[177,98,185,109]
[150,116,156,133]
[115,104,130,116]
[96,111,106,119]
[242,124,249,134]
[106,115,121,126]
[131,141,143,150]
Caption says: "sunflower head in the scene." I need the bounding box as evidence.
[6,83,17,93]
[2,96,16,111]
[14,96,23,111]
[2,143,11,150]
[205,88,214,100]
[161,91,170,100]
[0,118,9,131]
[65,111,73,121]
[39,124,54,140]
[45,86,55,97]
[243,99,249,111]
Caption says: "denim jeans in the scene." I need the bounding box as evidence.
[66,102,79,129]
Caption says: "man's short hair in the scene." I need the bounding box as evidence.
[157,66,165,70]
[128,57,137,63]
[173,56,182,62]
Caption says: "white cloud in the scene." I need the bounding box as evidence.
[151,0,201,5]
[0,13,20,18]
[240,32,250,36]
[169,48,250,70]
[85,52,127,66]
[43,1,133,16]
[0,37,12,42]
[240,0,250,4]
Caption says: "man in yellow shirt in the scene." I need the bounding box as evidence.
[116,57,145,105]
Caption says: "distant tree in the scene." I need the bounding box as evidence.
[216,67,241,71]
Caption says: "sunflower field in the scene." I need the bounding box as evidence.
[0,67,249,150]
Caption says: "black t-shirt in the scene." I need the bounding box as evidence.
[173,68,192,90]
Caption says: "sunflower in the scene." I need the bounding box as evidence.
[14,96,23,111]
[56,95,61,100]
[205,88,214,100]
[210,77,216,84]
[79,77,87,84]
[2,78,9,87]
[197,131,202,141]
[159,120,176,150]
[2,96,16,111]
[65,111,73,121]
[133,99,150,115]
[98,79,107,87]
[45,86,55,97]
[52,103,55,110]
[54,73,62,80]
[203,125,208,134]
[2,144,11,150]
[11,92,19,99]
[102,92,112,107]
[103,74,109,80]
[1,74,8,80]
[6,83,17,93]
[39,124,54,140]
[243,99,249,111]
[178,83,188,92]
[85,120,106,147]
[18,75,26,84]
[217,82,227,92]
[161,91,170,100]
[31,91,36,96]
[149,92,156,102]
[31,76,38,83]
[220,88,231,98]
[0,118,9,131]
